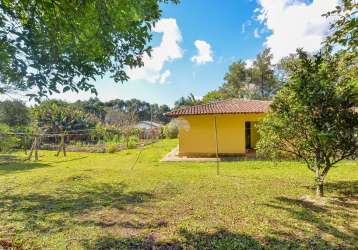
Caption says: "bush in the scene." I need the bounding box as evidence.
[127,136,139,149]
[163,121,179,139]
[0,124,19,152]
[106,144,119,153]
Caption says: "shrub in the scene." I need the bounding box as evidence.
[106,144,119,153]
[127,136,139,149]
[0,124,19,152]
[163,121,179,139]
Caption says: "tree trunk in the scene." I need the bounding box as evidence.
[316,182,324,197]
[26,137,36,161]
[315,164,324,197]
[261,73,264,98]
[315,170,324,197]
[56,134,66,157]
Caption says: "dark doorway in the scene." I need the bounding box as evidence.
[245,121,251,149]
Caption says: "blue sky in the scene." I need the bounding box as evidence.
[50,0,337,107]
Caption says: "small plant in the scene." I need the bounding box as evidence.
[127,136,139,149]
[106,144,118,153]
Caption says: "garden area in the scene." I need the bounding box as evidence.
[0,139,357,249]
[0,98,178,156]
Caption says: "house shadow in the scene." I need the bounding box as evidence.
[0,182,155,235]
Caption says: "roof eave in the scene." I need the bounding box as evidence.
[165,111,268,117]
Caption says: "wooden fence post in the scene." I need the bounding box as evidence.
[27,135,40,161]
[34,135,39,161]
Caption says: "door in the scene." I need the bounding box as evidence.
[245,121,251,149]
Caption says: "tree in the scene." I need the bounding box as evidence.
[257,49,358,197]
[324,0,357,51]
[150,104,171,124]
[212,49,280,100]
[75,98,106,121]
[104,110,138,148]
[0,0,178,100]
[202,90,225,104]
[174,94,201,108]
[33,100,98,133]
[0,124,18,152]
[0,100,30,127]
[251,48,278,99]
[104,98,170,123]
[219,60,248,98]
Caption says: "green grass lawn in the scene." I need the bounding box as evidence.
[0,139,357,249]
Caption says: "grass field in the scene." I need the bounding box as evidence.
[0,139,357,249]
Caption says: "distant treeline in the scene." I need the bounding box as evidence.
[74,98,171,124]
[0,98,171,130]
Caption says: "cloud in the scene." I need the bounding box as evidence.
[256,0,338,62]
[241,23,246,33]
[241,20,252,34]
[254,28,260,38]
[191,40,214,64]
[159,70,171,84]
[245,59,254,68]
[127,18,183,83]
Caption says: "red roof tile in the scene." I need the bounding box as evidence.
[166,99,271,117]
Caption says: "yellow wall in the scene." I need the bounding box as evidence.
[178,113,265,156]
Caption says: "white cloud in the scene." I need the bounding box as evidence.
[254,28,260,38]
[127,18,183,83]
[241,20,252,34]
[256,0,338,62]
[159,70,171,84]
[191,40,214,64]
[245,59,254,68]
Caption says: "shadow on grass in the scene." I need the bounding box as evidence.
[0,161,51,174]
[80,227,342,250]
[46,156,88,164]
[0,155,89,174]
[0,154,24,164]
[264,193,358,249]
[324,180,358,197]
[0,182,154,235]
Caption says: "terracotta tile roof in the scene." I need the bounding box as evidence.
[166,99,271,117]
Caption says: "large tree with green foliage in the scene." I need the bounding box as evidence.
[257,49,358,197]
[219,60,249,98]
[204,48,280,102]
[0,123,18,152]
[251,48,278,99]
[324,0,357,51]
[75,98,106,122]
[0,99,30,127]
[0,0,177,100]
[174,93,201,108]
[202,90,225,104]
[33,100,98,133]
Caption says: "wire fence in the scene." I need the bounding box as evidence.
[0,127,162,162]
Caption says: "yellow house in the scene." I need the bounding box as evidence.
[166,99,271,157]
